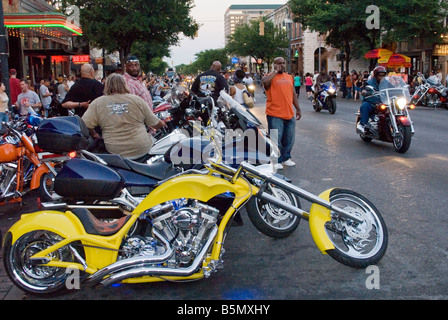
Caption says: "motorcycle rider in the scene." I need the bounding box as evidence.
[357,66,387,133]
[191,61,229,102]
[82,73,166,163]
[313,68,332,103]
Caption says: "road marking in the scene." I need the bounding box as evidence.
[339,119,356,125]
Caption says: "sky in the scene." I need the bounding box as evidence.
[164,0,287,67]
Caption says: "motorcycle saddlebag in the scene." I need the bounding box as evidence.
[36,116,90,153]
[54,158,125,200]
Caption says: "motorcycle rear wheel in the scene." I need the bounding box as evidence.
[3,230,79,295]
[324,189,388,269]
[39,170,62,202]
[246,184,301,238]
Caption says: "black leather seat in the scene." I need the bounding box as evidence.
[123,159,176,181]
[96,153,177,181]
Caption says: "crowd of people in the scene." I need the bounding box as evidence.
[4,55,431,172]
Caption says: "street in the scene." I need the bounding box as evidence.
[1,85,448,301]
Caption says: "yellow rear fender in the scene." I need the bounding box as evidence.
[7,210,86,245]
[309,188,336,254]
[5,210,140,272]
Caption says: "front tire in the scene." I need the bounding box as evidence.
[392,124,412,153]
[247,184,301,238]
[329,97,337,114]
[324,189,388,268]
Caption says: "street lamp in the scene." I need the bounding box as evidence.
[0,2,10,102]
[284,18,293,74]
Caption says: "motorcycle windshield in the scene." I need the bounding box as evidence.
[218,90,262,128]
[426,75,440,86]
[379,75,411,105]
[168,85,188,106]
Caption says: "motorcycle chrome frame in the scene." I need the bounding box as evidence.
[208,160,363,224]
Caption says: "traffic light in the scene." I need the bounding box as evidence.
[259,21,265,36]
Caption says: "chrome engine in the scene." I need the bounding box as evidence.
[117,200,220,268]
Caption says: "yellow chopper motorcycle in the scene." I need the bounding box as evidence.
[2,152,388,295]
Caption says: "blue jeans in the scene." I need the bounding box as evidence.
[0,112,8,129]
[360,101,376,125]
[267,115,295,163]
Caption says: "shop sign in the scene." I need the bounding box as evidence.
[72,55,90,64]
[433,44,448,56]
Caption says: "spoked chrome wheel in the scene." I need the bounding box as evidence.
[325,189,388,268]
[3,230,76,295]
[39,168,62,202]
[247,184,301,238]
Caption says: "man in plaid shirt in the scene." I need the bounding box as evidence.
[123,55,153,110]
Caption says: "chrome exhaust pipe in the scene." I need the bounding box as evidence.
[99,226,218,287]
[87,229,174,284]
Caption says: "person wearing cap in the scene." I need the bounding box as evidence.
[357,66,387,134]
[123,55,153,110]
[9,69,21,106]
[229,69,248,107]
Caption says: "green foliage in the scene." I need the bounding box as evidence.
[176,48,229,75]
[225,18,289,72]
[66,0,198,66]
[289,0,448,70]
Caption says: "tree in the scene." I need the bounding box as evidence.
[66,0,198,66]
[176,48,229,75]
[225,18,289,73]
[192,48,229,72]
[289,0,448,71]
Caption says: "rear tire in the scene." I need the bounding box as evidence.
[3,230,80,295]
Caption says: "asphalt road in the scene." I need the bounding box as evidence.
[1,85,448,301]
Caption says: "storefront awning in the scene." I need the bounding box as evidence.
[24,48,79,56]
[4,12,83,38]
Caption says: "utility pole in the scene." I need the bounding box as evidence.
[0,1,10,102]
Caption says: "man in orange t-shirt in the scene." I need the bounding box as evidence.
[262,57,301,169]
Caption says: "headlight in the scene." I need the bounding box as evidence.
[328,88,336,94]
[397,98,407,110]
[248,85,255,90]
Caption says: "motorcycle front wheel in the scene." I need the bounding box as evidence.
[324,189,388,268]
[329,97,337,114]
[3,230,81,295]
[391,123,412,153]
[246,184,301,238]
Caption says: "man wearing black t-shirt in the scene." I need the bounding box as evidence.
[191,61,229,102]
[61,64,104,117]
